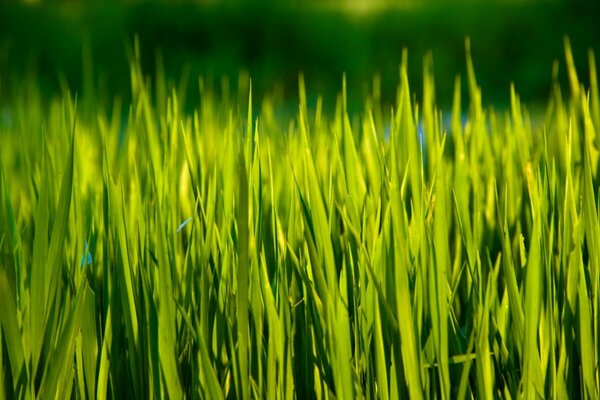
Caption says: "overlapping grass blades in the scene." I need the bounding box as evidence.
[0,38,599,398]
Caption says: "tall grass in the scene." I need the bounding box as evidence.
[1,38,599,398]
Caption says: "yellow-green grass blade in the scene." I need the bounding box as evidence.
[156,204,184,399]
[431,133,451,399]
[497,185,525,356]
[373,295,390,400]
[476,254,499,399]
[111,181,143,397]
[198,329,225,400]
[29,145,51,380]
[564,38,581,101]
[38,282,87,399]
[237,127,251,400]
[581,103,599,398]
[45,102,76,313]
[341,75,367,208]
[96,304,112,399]
[390,156,423,399]
[81,285,98,400]
[522,170,544,398]
[577,261,596,398]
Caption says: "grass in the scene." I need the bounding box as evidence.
[1,37,599,398]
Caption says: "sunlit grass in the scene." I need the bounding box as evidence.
[0,38,599,398]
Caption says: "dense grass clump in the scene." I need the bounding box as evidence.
[1,40,600,399]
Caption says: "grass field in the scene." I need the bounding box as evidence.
[1,38,600,398]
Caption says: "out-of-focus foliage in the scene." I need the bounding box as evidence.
[0,0,598,110]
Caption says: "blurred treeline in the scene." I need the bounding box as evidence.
[0,0,598,112]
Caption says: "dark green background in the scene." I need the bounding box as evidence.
[1,0,599,112]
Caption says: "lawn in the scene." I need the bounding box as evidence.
[1,5,600,399]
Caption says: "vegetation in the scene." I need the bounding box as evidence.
[2,0,600,108]
[1,37,600,398]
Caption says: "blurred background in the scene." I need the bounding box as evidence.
[0,0,599,113]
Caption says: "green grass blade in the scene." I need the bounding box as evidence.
[45,103,76,311]
[38,283,87,399]
[237,130,251,400]
[0,268,27,394]
[156,205,184,399]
